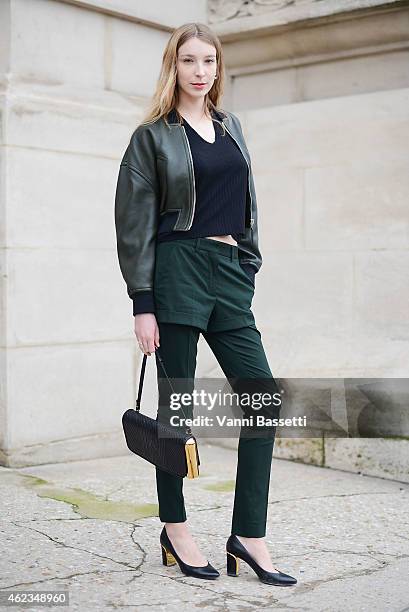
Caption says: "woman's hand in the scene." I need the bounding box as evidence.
[134,313,160,355]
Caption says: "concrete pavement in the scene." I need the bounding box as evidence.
[1,443,408,611]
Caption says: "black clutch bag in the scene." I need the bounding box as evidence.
[122,348,200,478]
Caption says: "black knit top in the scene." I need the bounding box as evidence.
[133,116,252,316]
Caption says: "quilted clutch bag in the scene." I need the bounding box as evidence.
[122,348,200,479]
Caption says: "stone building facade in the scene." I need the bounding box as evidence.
[0,0,408,479]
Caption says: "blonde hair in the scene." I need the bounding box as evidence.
[140,22,228,128]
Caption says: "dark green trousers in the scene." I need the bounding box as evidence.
[153,237,280,538]
[154,322,279,537]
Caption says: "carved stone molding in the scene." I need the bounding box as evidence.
[209,0,331,23]
[208,0,405,25]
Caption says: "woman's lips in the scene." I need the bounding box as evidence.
[192,83,206,88]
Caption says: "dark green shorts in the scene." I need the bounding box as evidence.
[153,237,256,332]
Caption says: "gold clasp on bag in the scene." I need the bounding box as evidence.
[185,438,200,479]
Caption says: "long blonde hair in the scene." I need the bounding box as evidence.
[140,22,228,128]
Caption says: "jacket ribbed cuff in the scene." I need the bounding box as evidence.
[239,263,256,286]
[132,291,156,316]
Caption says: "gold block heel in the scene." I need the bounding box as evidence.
[226,551,240,576]
[161,543,177,566]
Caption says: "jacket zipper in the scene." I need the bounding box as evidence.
[181,125,196,230]
[217,120,254,230]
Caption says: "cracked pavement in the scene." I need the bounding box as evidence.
[1,442,408,611]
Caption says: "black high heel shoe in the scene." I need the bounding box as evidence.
[160,526,220,580]
[226,534,297,586]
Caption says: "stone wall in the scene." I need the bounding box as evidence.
[1,0,408,478]
[204,0,409,481]
[0,0,205,466]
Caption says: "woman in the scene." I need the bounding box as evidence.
[114,22,297,586]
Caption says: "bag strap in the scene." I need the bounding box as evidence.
[136,349,174,410]
[135,349,193,434]
[135,354,148,411]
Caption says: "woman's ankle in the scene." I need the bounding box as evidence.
[237,535,265,542]
[165,521,188,532]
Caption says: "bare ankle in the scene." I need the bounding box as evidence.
[165,522,188,533]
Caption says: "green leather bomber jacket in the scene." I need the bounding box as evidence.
[114,107,262,314]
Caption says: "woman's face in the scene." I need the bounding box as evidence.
[176,37,217,100]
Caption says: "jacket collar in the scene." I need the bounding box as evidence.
[166,107,226,125]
